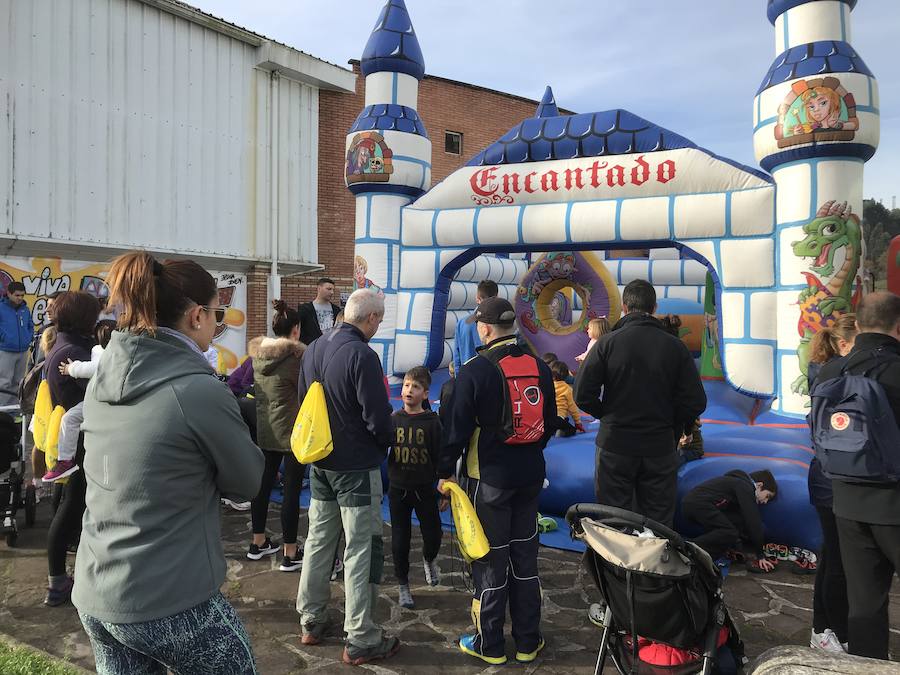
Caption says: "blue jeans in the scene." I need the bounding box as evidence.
[79,592,256,675]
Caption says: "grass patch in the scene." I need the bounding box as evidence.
[0,640,81,675]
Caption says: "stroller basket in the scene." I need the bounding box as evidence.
[567,504,743,675]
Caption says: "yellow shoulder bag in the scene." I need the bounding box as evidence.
[44,405,66,468]
[290,381,333,464]
[443,482,490,562]
[32,380,52,451]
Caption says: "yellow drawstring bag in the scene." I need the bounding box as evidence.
[443,482,490,562]
[32,380,52,451]
[44,405,65,468]
[290,381,333,464]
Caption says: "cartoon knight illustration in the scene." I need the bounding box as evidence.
[790,200,862,395]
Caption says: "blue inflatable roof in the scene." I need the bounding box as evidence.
[467,109,696,167]
[767,0,857,25]
[349,104,428,138]
[361,0,426,81]
[757,40,873,95]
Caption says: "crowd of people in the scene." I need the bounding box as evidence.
[2,252,900,672]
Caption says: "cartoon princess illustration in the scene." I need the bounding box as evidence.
[353,255,384,297]
[790,86,858,135]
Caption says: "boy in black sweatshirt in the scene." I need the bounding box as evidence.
[390,366,446,609]
[681,469,778,572]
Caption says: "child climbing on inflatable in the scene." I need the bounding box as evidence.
[680,469,778,573]
[551,361,585,437]
[42,320,116,482]
[574,317,610,363]
[389,366,446,609]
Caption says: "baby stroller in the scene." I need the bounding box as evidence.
[0,402,36,547]
[566,504,745,675]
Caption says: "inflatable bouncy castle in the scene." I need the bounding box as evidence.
[346,0,879,551]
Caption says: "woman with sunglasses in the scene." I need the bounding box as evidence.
[73,252,264,675]
[245,299,305,571]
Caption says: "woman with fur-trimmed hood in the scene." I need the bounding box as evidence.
[247,300,306,572]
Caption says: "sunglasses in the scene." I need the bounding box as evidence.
[201,306,226,325]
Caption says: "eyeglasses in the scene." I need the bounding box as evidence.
[201,306,226,325]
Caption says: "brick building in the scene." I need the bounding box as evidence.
[245,62,573,340]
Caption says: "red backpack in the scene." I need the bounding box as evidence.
[483,350,546,445]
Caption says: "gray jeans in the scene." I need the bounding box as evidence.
[0,349,26,405]
[297,466,384,648]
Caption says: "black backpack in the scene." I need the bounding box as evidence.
[810,348,900,484]
[18,358,45,415]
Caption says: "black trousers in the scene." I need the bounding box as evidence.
[47,467,86,576]
[836,516,900,659]
[813,506,848,642]
[595,448,679,528]
[387,485,442,584]
[469,480,543,658]
[250,450,303,545]
[681,499,741,560]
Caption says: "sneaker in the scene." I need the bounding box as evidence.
[791,559,817,575]
[588,602,606,628]
[222,499,251,511]
[516,638,545,663]
[44,576,74,607]
[247,538,279,560]
[42,460,79,482]
[330,557,344,581]
[537,515,558,534]
[811,628,845,654]
[398,584,414,609]
[423,558,440,586]
[279,553,302,572]
[300,619,329,646]
[342,636,401,666]
[458,634,506,665]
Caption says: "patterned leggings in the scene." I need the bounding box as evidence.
[79,592,257,675]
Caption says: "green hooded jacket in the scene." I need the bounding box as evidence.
[253,336,304,451]
[72,330,264,623]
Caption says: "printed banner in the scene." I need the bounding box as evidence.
[0,256,247,373]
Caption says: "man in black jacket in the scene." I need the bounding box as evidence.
[295,289,399,666]
[815,291,900,660]
[438,297,556,666]
[574,279,706,527]
[297,277,341,344]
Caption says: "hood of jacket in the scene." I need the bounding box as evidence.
[91,330,215,405]
[724,469,753,484]
[612,312,665,332]
[247,335,264,359]
[255,337,305,376]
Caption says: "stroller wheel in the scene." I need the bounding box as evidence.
[6,531,17,547]
[24,485,36,527]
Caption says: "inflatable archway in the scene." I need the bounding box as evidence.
[515,251,620,367]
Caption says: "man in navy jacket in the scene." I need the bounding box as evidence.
[295,289,399,666]
[0,282,34,405]
[439,297,556,666]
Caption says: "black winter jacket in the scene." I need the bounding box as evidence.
[683,469,766,552]
[817,333,900,525]
[43,332,93,411]
[439,335,556,489]
[298,301,341,345]
[298,323,392,472]
[573,312,707,457]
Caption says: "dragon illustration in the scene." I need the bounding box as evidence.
[790,200,862,396]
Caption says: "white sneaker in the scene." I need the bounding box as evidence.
[588,602,606,628]
[398,584,414,608]
[811,629,845,653]
[222,499,251,511]
[423,558,440,586]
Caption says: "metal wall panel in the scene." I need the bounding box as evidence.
[0,0,319,266]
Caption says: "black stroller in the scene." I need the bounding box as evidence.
[566,504,745,675]
[0,402,36,547]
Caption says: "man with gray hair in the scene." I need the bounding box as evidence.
[295,289,398,665]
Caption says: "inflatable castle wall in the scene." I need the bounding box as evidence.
[345,0,878,418]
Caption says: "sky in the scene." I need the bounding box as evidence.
[191,0,900,207]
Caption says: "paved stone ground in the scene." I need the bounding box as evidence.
[2,498,900,673]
